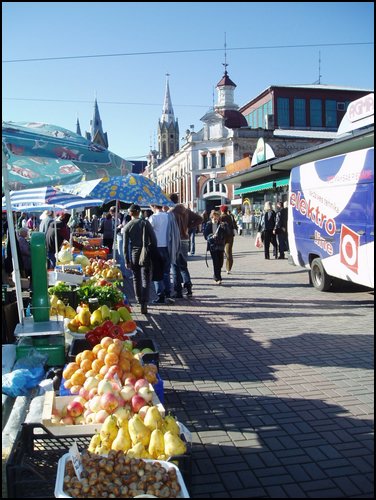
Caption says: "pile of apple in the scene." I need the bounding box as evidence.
[82,258,123,280]
[52,337,159,426]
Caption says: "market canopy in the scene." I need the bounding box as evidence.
[58,174,174,207]
[2,121,133,190]
[2,185,104,212]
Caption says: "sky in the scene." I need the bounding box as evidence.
[2,2,374,162]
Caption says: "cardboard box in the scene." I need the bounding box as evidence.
[42,389,165,436]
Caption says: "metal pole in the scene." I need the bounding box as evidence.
[2,148,24,324]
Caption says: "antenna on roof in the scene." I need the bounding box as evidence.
[313,51,322,84]
[222,32,228,74]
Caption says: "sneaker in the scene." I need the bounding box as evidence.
[184,283,193,296]
[226,270,231,274]
[140,304,148,314]
[165,297,175,304]
[152,296,165,304]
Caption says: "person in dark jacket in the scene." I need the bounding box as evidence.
[98,212,114,251]
[219,205,237,274]
[273,201,288,259]
[258,201,277,259]
[204,210,226,284]
[124,204,157,315]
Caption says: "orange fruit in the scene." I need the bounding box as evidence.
[104,352,119,367]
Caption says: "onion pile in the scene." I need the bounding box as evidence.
[63,450,182,498]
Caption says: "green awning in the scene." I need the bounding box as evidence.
[234,177,289,195]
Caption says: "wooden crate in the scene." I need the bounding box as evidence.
[41,390,165,436]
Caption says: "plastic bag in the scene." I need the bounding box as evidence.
[2,367,46,397]
[2,348,48,397]
[255,232,264,248]
[13,348,48,370]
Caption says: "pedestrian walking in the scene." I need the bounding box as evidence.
[219,205,237,274]
[169,193,203,297]
[149,204,175,304]
[273,201,288,259]
[204,210,226,285]
[258,201,277,259]
[124,204,157,315]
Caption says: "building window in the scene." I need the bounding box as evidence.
[211,153,217,168]
[277,98,290,127]
[310,99,322,127]
[202,154,208,169]
[325,99,337,128]
[294,98,306,127]
[220,152,225,168]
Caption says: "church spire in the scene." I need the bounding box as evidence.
[158,74,179,160]
[76,117,82,136]
[161,74,175,124]
[91,98,104,138]
[86,98,108,148]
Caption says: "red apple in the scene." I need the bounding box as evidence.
[119,383,136,402]
[67,401,84,418]
[100,392,119,413]
[134,378,150,392]
[131,394,148,413]
[88,387,98,399]
[124,376,136,387]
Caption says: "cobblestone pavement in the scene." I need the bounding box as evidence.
[128,234,374,498]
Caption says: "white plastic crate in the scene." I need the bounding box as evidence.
[54,454,190,498]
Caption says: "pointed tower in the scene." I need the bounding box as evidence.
[76,117,82,136]
[158,74,179,160]
[85,98,109,148]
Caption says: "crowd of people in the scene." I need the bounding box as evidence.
[2,198,289,312]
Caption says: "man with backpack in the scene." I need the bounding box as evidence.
[219,205,237,274]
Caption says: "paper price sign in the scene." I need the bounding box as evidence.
[69,442,84,481]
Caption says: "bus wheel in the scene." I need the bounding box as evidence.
[310,258,332,291]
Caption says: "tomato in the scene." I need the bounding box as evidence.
[109,324,124,339]
[101,320,114,336]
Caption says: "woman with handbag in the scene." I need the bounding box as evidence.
[204,210,226,285]
[124,204,157,314]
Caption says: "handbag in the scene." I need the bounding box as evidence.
[138,222,151,267]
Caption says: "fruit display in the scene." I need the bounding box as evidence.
[86,408,187,459]
[60,452,186,498]
[55,336,160,426]
[81,257,123,280]
[49,294,77,319]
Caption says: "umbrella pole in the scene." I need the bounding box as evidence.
[112,200,119,262]
[2,149,25,325]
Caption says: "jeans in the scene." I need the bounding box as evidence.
[188,229,196,254]
[116,233,128,277]
[172,239,192,293]
[153,247,172,298]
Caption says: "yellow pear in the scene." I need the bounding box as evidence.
[164,431,187,457]
[128,414,151,447]
[56,299,66,316]
[144,406,163,432]
[78,308,91,326]
[148,428,165,459]
[126,442,149,459]
[100,415,118,444]
[111,426,132,452]
[64,305,76,319]
[50,294,59,307]
[88,433,101,453]
[163,414,180,435]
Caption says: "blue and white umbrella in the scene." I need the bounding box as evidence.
[2,185,104,211]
